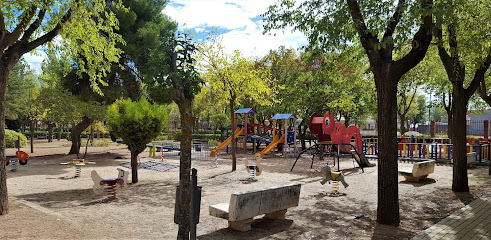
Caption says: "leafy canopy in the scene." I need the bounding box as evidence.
[1,0,126,93]
[107,98,168,155]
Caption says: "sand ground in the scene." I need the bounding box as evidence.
[1,139,490,240]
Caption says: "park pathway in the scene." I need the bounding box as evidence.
[412,191,491,240]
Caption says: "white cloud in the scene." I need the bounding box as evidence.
[23,50,47,74]
[163,0,308,57]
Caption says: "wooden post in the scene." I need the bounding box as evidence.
[273,119,277,154]
[484,120,489,139]
[430,120,436,137]
[244,113,248,153]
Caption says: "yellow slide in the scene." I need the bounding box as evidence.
[258,135,285,156]
[210,128,245,156]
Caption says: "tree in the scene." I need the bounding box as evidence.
[434,0,491,192]
[264,0,434,225]
[259,46,375,150]
[107,98,167,183]
[200,36,274,171]
[0,0,124,215]
[397,78,421,134]
[407,95,426,129]
[146,32,203,239]
[164,34,203,240]
[5,60,36,121]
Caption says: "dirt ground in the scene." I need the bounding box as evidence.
[1,139,490,240]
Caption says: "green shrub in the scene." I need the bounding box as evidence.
[5,129,27,148]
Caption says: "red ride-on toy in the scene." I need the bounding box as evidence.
[6,151,29,166]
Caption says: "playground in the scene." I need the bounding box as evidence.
[2,139,490,239]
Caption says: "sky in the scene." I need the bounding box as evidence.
[24,0,308,73]
[162,0,308,56]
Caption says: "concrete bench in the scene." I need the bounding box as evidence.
[398,160,435,182]
[209,183,301,231]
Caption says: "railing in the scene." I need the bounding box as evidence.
[362,138,491,163]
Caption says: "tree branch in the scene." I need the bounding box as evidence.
[382,0,406,44]
[346,0,379,59]
[22,8,73,54]
[467,51,491,100]
[434,24,453,80]
[20,9,47,43]
[0,10,5,33]
[1,5,37,49]
[392,0,433,78]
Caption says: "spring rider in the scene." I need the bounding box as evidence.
[244,153,263,180]
[91,168,129,200]
[320,164,349,194]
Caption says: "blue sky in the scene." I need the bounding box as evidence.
[163,0,307,56]
[25,0,308,72]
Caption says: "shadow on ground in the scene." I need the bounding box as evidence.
[198,218,293,240]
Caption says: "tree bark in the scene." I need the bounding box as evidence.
[58,123,62,141]
[177,99,193,239]
[0,65,9,215]
[69,117,92,154]
[30,120,35,153]
[374,66,401,226]
[230,99,237,171]
[399,113,407,135]
[450,96,469,192]
[130,149,138,183]
[298,124,307,151]
[47,123,55,142]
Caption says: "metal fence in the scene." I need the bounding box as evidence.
[148,142,217,162]
[362,137,491,163]
[417,120,491,137]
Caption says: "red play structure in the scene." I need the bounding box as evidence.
[291,111,374,171]
[309,112,362,153]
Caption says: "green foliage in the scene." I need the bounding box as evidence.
[5,60,37,120]
[107,98,168,155]
[5,129,27,148]
[210,114,229,130]
[263,0,428,54]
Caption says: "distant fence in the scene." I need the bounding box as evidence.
[362,137,491,163]
[147,141,216,162]
[417,120,491,137]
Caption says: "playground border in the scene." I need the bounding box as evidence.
[412,190,491,240]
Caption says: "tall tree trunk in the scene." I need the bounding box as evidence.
[450,96,469,192]
[375,68,400,226]
[230,99,237,171]
[298,124,307,151]
[89,123,94,145]
[177,99,193,239]
[47,123,55,142]
[69,117,92,154]
[130,149,138,183]
[30,120,35,153]
[0,66,9,215]
[399,113,407,135]
[58,123,62,141]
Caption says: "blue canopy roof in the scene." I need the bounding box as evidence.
[234,108,256,114]
[272,113,297,120]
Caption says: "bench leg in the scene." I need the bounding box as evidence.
[264,209,287,220]
[228,218,253,231]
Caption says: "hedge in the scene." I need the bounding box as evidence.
[5,130,27,148]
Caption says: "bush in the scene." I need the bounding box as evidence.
[5,129,27,148]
